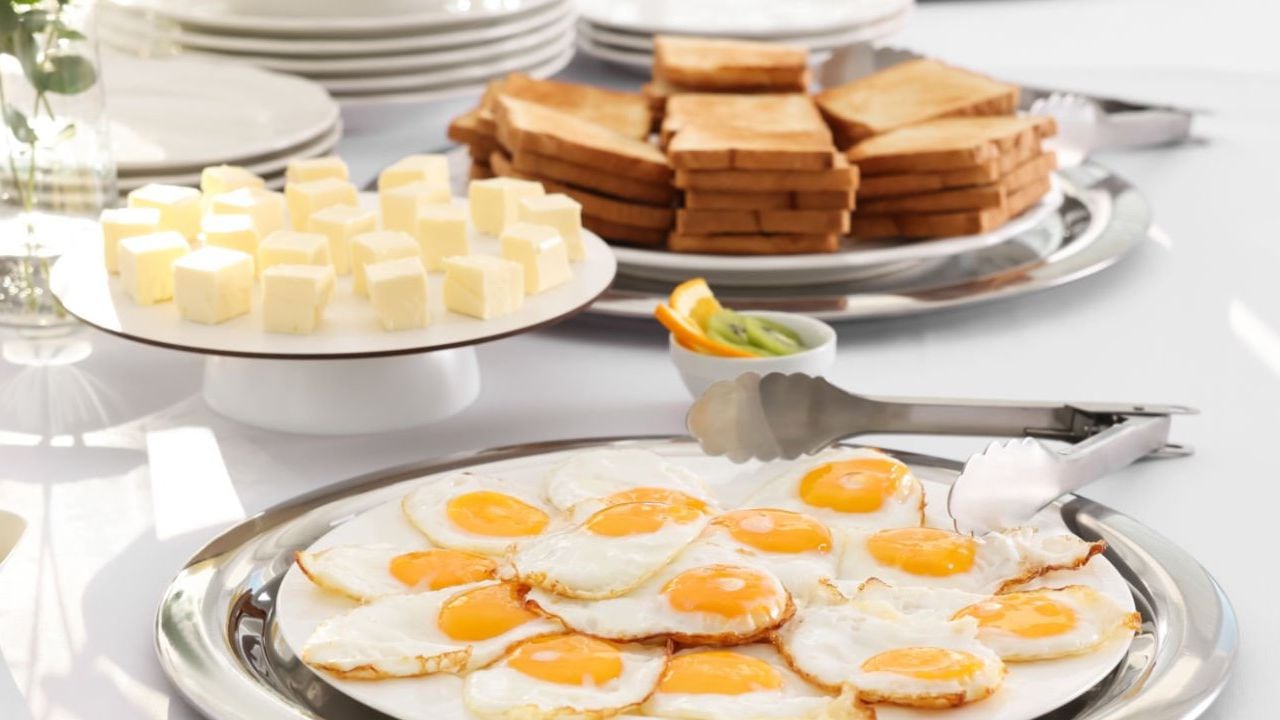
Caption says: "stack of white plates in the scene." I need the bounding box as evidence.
[575,0,914,70]
[106,53,341,193]
[96,0,576,109]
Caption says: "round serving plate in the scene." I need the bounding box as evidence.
[590,162,1144,321]
[153,436,1237,720]
[573,31,652,71]
[611,180,1063,288]
[96,0,572,57]
[576,0,912,39]
[104,54,339,175]
[108,0,564,37]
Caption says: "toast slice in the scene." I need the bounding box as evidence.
[653,36,809,92]
[490,152,674,230]
[469,162,493,181]
[494,97,672,183]
[858,142,1048,198]
[858,153,1057,214]
[850,176,1051,239]
[816,58,1019,147]
[584,215,668,247]
[661,93,829,146]
[668,125,839,172]
[510,150,676,205]
[684,188,856,211]
[668,232,839,255]
[848,115,1057,174]
[676,209,850,235]
[675,155,859,192]
[496,73,653,141]
[447,109,491,146]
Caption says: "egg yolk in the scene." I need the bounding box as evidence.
[585,501,703,537]
[711,509,832,554]
[659,651,783,695]
[603,487,708,512]
[445,490,549,537]
[865,528,977,577]
[662,565,780,620]
[798,457,910,513]
[860,647,985,681]
[507,634,623,686]
[436,583,541,641]
[389,549,497,590]
[953,592,1077,638]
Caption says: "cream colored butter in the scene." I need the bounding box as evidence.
[173,246,254,324]
[262,264,336,335]
[127,183,202,241]
[380,181,451,233]
[201,214,260,259]
[378,154,450,191]
[518,193,584,261]
[350,230,419,297]
[100,207,161,274]
[500,222,572,294]
[118,231,190,305]
[309,204,377,276]
[286,156,349,184]
[366,256,430,331]
[468,177,544,235]
[258,231,331,275]
[285,177,357,230]
[200,165,265,198]
[442,255,524,319]
[210,187,286,236]
[414,204,470,270]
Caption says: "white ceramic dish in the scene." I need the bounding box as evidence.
[336,46,575,108]
[104,54,339,174]
[668,311,837,397]
[573,32,652,71]
[576,0,911,39]
[611,182,1063,288]
[274,443,1136,720]
[50,193,617,359]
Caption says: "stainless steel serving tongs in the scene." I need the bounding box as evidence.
[687,373,1196,533]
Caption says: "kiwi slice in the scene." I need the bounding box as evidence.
[707,310,767,355]
[744,316,805,356]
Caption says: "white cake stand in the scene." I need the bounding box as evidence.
[50,202,617,434]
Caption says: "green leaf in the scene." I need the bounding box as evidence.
[4,106,36,143]
[18,9,48,33]
[55,24,85,41]
[13,29,40,87]
[0,5,18,38]
[40,54,96,95]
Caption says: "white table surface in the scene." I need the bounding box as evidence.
[3,1,1278,718]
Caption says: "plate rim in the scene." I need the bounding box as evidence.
[575,0,912,39]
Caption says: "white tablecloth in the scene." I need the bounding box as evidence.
[3,1,1278,718]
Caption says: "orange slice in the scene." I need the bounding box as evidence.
[669,277,722,330]
[655,303,758,358]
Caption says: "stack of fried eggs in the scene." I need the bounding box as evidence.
[295,447,1139,719]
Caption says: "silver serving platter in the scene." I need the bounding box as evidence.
[589,162,1148,321]
[154,438,1236,720]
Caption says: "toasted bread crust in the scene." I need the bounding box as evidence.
[847,115,1056,174]
[654,36,809,92]
[677,209,850,235]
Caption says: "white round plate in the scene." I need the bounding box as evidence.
[335,46,575,106]
[104,54,339,174]
[577,0,911,39]
[274,442,1136,720]
[50,194,617,359]
[97,0,571,57]
[573,32,651,71]
[98,5,574,76]
[113,0,562,37]
[612,181,1064,287]
[118,121,341,188]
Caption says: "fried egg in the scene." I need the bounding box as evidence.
[643,644,873,720]
[775,595,1005,708]
[511,500,712,599]
[463,633,669,719]
[403,473,555,555]
[301,581,563,679]
[544,448,714,516]
[697,508,839,601]
[295,545,498,602]
[527,543,793,645]
[839,526,1104,594]
[745,448,924,531]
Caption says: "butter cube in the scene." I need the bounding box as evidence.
[258,231,331,275]
[262,264,336,334]
[378,154,450,191]
[200,165,264,198]
[201,214,260,259]
[415,204,470,270]
[518,194,584,262]
[286,178,357,230]
[351,231,420,297]
[500,223,572,294]
[173,246,254,324]
[309,204,377,276]
[468,177,544,235]
[210,187,286,237]
[100,207,161,274]
[118,231,190,305]
[380,181,451,233]
[442,255,524,319]
[366,256,430,331]
[127,184,202,240]
[286,156,349,184]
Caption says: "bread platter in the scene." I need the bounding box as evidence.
[154,437,1237,720]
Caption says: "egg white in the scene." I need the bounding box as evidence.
[300,581,562,679]
[295,544,434,602]
[544,448,714,514]
[402,473,556,555]
[745,448,925,531]
[697,511,840,602]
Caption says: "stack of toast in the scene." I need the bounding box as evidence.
[644,36,810,128]
[663,94,857,254]
[847,116,1058,239]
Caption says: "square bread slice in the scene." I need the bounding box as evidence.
[858,153,1058,214]
[684,188,856,211]
[848,115,1057,175]
[583,215,668,247]
[676,209,849,235]
[668,232,839,255]
[668,125,839,172]
[494,97,672,184]
[857,140,1048,198]
[490,152,674,230]
[510,149,676,205]
[850,175,1052,239]
[675,155,859,192]
[653,36,809,92]
[660,93,829,146]
[817,58,1019,147]
[496,73,653,141]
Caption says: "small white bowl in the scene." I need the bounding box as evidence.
[668,310,837,398]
